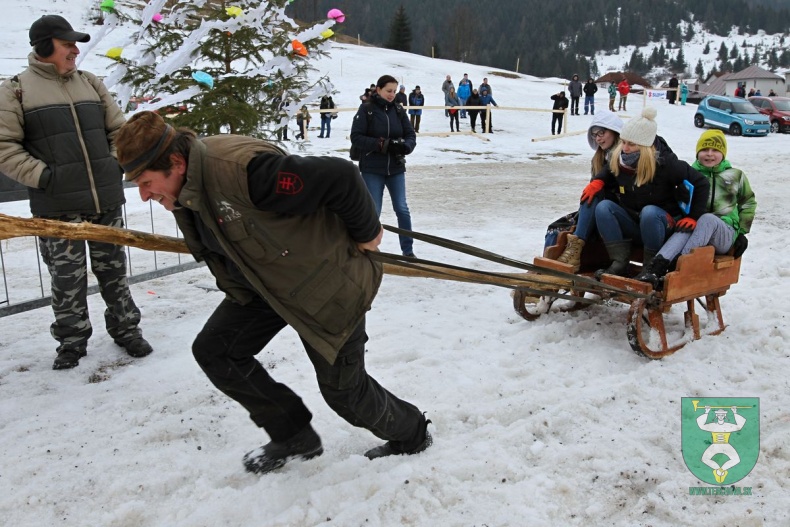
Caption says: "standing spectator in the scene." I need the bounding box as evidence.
[680,81,689,106]
[668,74,679,105]
[466,88,482,132]
[395,85,408,106]
[441,74,454,117]
[351,74,418,257]
[115,111,432,474]
[0,15,153,369]
[755,89,762,96]
[608,83,617,111]
[318,95,334,138]
[276,94,291,141]
[479,77,492,95]
[295,105,311,140]
[446,86,461,132]
[408,85,424,133]
[617,77,630,111]
[479,88,498,133]
[457,73,473,118]
[747,88,755,97]
[550,91,569,135]
[583,78,598,115]
[768,89,776,96]
[568,74,583,115]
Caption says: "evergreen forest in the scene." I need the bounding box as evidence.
[286,0,790,78]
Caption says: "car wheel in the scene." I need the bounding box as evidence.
[770,121,779,133]
[729,123,743,136]
[694,114,704,128]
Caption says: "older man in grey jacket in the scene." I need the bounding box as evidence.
[0,15,153,369]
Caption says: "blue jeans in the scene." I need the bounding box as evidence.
[594,201,670,252]
[319,115,331,137]
[584,95,595,115]
[458,97,468,118]
[361,172,414,255]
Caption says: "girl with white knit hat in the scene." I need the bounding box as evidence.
[579,106,711,279]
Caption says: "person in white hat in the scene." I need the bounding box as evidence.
[576,107,711,279]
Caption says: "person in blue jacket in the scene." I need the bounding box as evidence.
[351,74,418,256]
[457,73,473,118]
[479,88,498,133]
[408,86,424,132]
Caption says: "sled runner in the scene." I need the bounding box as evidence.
[512,230,742,359]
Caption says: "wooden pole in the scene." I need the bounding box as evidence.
[516,57,520,73]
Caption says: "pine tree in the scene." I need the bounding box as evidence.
[695,59,705,80]
[96,0,335,138]
[673,46,687,73]
[717,42,728,63]
[702,42,710,55]
[386,5,412,52]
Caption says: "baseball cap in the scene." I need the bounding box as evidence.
[29,15,90,46]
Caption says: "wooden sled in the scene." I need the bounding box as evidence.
[513,230,741,359]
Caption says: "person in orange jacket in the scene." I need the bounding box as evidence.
[617,78,630,111]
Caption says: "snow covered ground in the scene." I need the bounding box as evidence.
[1,2,789,526]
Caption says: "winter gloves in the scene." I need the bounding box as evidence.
[732,234,748,258]
[676,217,697,233]
[580,179,605,204]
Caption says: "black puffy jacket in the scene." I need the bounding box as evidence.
[349,94,416,176]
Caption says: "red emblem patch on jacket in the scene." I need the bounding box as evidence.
[276,172,304,195]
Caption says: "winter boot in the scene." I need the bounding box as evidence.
[634,254,671,290]
[641,249,657,271]
[594,240,632,280]
[365,418,432,460]
[53,347,87,370]
[243,424,324,474]
[115,337,154,358]
[556,234,585,272]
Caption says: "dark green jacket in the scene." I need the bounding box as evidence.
[173,135,383,363]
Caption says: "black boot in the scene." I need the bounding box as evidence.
[641,249,657,271]
[594,240,632,280]
[365,417,432,460]
[243,424,323,474]
[634,255,671,289]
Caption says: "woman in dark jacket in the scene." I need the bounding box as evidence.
[583,107,710,277]
[466,89,482,132]
[350,74,418,256]
[318,95,335,138]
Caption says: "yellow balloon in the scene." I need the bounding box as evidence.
[226,6,242,17]
[321,29,334,39]
[106,47,123,59]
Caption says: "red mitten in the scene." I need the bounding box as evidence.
[580,179,605,204]
[676,217,697,232]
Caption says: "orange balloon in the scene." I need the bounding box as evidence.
[291,39,307,56]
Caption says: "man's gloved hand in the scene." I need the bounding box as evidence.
[580,179,605,204]
[387,138,408,156]
[676,217,697,232]
[732,234,748,258]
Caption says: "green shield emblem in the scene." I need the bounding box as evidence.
[682,398,759,485]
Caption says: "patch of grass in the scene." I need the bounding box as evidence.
[489,71,521,80]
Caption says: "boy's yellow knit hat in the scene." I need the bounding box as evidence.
[696,129,727,158]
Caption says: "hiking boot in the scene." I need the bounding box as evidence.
[243,424,323,475]
[365,419,432,460]
[634,255,671,290]
[53,347,87,370]
[115,337,154,358]
[594,240,632,280]
[556,234,585,272]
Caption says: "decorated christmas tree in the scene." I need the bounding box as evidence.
[85,0,343,139]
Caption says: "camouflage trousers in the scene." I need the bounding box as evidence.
[38,207,142,353]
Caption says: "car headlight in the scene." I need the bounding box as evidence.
[744,119,755,125]
[783,116,790,121]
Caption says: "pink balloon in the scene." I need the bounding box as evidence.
[327,8,345,23]
[152,13,163,23]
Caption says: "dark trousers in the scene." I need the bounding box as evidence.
[192,296,425,444]
[410,114,421,132]
[449,112,460,131]
[552,113,564,134]
[38,207,141,352]
[468,110,479,131]
[570,96,580,114]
